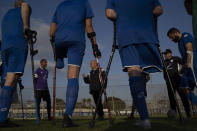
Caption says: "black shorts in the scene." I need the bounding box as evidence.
[35,90,51,101]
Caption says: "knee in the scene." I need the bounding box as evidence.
[4,73,20,87]
[68,65,80,79]
[128,66,142,77]
[5,79,16,87]
[182,88,190,94]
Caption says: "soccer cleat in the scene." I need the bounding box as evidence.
[56,58,64,69]
[62,114,78,128]
[133,119,151,129]
[0,120,20,128]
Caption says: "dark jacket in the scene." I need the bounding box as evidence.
[164,56,183,82]
[83,68,107,94]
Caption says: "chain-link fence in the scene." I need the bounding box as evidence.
[4,83,197,119]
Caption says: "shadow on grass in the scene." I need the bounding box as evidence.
[104,117,197,131]
[1,117,197,131]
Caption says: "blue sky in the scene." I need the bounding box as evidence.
[0,0,193,101]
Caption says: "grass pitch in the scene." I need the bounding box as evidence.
[1,117,197,131]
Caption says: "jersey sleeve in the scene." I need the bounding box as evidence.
[34,68,38,74]
[106,0,115,10]
[46,70,49,78]
[153,0,161,8]
[85,0,94,19]
[34,69,39,78]
[52,10,58,24]
[183,33,194,45]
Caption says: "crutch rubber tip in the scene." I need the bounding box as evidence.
[89,121,95,128]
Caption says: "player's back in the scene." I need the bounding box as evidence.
[54,0,90,43]
[107,0,160,48]
[1,7,27,51]
[115,0,156,31]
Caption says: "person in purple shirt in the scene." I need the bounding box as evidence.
[34,59,51,121]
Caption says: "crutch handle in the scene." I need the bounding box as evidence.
[50,36,55,43]
[25,29,37,44]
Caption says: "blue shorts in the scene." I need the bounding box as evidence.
[1,48,28,75]
[119,43,162,73]
[55,42,85,67]
[180,68,196,90]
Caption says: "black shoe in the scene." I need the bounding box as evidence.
[62,114,78,128]
[98,116,104,121]
[0,120,20,128]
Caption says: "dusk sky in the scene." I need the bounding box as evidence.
[0,0,193,101]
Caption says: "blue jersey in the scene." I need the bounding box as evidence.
[52,0,94,45]
[106,0,161,49]
[178,32,197,77]
[1,7,30,51]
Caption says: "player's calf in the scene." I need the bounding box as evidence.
[128,67,150,128]
[0,74,19,124]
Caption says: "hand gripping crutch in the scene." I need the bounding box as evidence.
[26,29,39,124]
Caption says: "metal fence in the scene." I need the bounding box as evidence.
[3,83,197,119]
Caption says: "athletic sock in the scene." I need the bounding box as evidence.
[187,91,197,105]
[129,76,149,120]
[65,78,79,117]
[0,86,14,122]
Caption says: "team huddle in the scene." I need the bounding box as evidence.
[0,0,197,129]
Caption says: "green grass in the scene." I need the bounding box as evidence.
[1,117,197,131]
